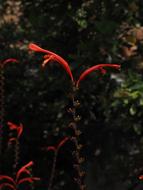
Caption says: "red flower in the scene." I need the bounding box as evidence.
[29,43,74,82]
[29,43,121,88]
[7,122,23,144]
[43,137,69,152]
[0,161,40,190]
[76,64,121,87]
[0,59,18,68]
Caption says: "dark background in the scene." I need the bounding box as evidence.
[1,0,143,190]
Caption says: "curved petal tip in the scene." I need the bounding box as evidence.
[28,43,49,54]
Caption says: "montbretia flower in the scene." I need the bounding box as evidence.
[0,59,19,68]
[0,161,40,190]
[28,43,121,88]
[7,122,23,144]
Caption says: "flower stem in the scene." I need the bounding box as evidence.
[48,150,58,190]
[68,85,86,190]
[13,140,20,175]
[0,67,5,172]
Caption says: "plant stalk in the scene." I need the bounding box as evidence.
[0,67,5,172]
[68,85,86,190]
[48,150,58,190]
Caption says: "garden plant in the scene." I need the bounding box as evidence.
[1,1,143,189]
[0,43,121,190]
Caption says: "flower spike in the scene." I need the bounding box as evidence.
[29,43,74,82]
[76,64,121,88]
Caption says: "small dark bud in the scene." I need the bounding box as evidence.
[73,164,79,170]
[72,151,76,156]
[67,108,74,114]
[78,157,85,164]
[68,122,76,129]
[75,130,82,136]
[81,185,86,190]
[77,144,83,150]
[73,100,80,107]
[74,115,81,122]
[79,171,86,177]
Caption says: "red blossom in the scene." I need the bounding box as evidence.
[0,176,15,185]
[43,137,69,153]
[57,137,69,149]
[17,177,40,185]
[46,146,56,152]
[76,64,121,87]
[28,43,74,82]
[0,161,40,190]
[7,122,23,140]
[0,59,18,68]
[16,161,34,182]
[29,43,50,54]
[3,59,19,65]
[28,43,121,88]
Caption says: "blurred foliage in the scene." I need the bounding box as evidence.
[1,0,143,190]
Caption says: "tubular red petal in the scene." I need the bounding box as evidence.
[7,122,23,138]
[76,64,120,87]
[18,177,40,185]
[51,55,74,82]
[0,183,16,190]
[0,176,15,184]
[17,123,23,138]
[57,137,69,149]
[7,122,17,130]
[16,161,34,181]
[8,138,17,145]
[47,146,56,152]
[42,56,53,67]
[29,43,51,54]
[29,43,74,82]
[2,59,18,67]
